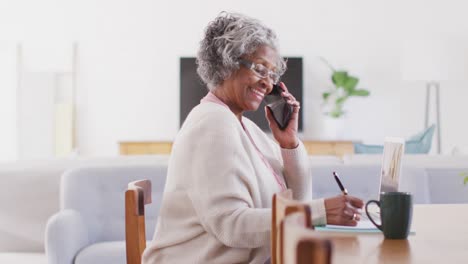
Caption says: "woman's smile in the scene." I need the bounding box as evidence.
[249,86,266,101]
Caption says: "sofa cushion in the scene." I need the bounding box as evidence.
[406,124,436,154]
[74,240,152,264]
[353,143,383,154]
[354,125,436,154]
[61,166,165,242]
[426,168,468,203]
[74,241,126,264]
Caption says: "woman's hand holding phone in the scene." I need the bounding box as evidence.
[264,82,300,149]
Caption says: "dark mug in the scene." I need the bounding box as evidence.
[365,192,413,239]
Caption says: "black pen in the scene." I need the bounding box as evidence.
[333,171,348,195]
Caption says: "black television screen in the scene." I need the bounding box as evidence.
[180,57,303,131]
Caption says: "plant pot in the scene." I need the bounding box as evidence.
[321,116,346,140]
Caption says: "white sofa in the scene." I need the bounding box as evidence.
[1,154,467,263]
[0,155,169,264]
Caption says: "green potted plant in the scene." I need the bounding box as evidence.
[321,58,370,118]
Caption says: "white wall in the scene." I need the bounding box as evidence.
[2,0,468,157]
[0,44,17,161]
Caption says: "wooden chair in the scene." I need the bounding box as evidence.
[125,179,152,264]
[282,212,332,264]
[272,189,312,264]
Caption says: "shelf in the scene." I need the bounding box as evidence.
[119,140,355,156]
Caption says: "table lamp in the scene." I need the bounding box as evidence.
[400,38,468,153]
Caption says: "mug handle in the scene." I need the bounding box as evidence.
[365,200,383,231]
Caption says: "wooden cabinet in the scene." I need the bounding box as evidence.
[302,141,355,156]
[119,141,173,155]
[119,140,355,156]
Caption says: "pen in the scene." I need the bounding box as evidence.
[333,171,348,195]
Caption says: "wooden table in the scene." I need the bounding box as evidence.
[315,204,468,263]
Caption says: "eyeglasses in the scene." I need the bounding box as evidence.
[238,59,280,84]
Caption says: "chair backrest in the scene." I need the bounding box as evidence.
[125,179,152,264]
[272,189,312,264]
[282,212,332,264]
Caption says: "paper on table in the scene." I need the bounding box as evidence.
[327,220,378,229]
[316,220,416,235]
[315,220,381,233]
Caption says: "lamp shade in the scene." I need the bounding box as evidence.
[400,37,468,81]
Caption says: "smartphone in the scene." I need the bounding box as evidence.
[264,84,293,130]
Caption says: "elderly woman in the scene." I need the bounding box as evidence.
[142,12,363,264]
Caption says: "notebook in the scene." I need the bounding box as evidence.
[361,137,405,221]
[379,137,405,193]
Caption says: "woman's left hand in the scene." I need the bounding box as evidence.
[265,82,300,149]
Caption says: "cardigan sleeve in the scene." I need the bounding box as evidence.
[281,141,311,200]
[186,115,271,248]
[281,141,327,226]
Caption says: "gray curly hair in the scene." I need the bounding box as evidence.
[196,12,287,91]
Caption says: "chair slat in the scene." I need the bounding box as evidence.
[283,212,332,264]
[272,189,312,264]
[126,179,152,264]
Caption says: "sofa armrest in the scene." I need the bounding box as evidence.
[45,209,89,264]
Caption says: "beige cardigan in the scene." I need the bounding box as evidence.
[142,102,325,264]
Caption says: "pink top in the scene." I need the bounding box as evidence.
[200,92,287,190]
